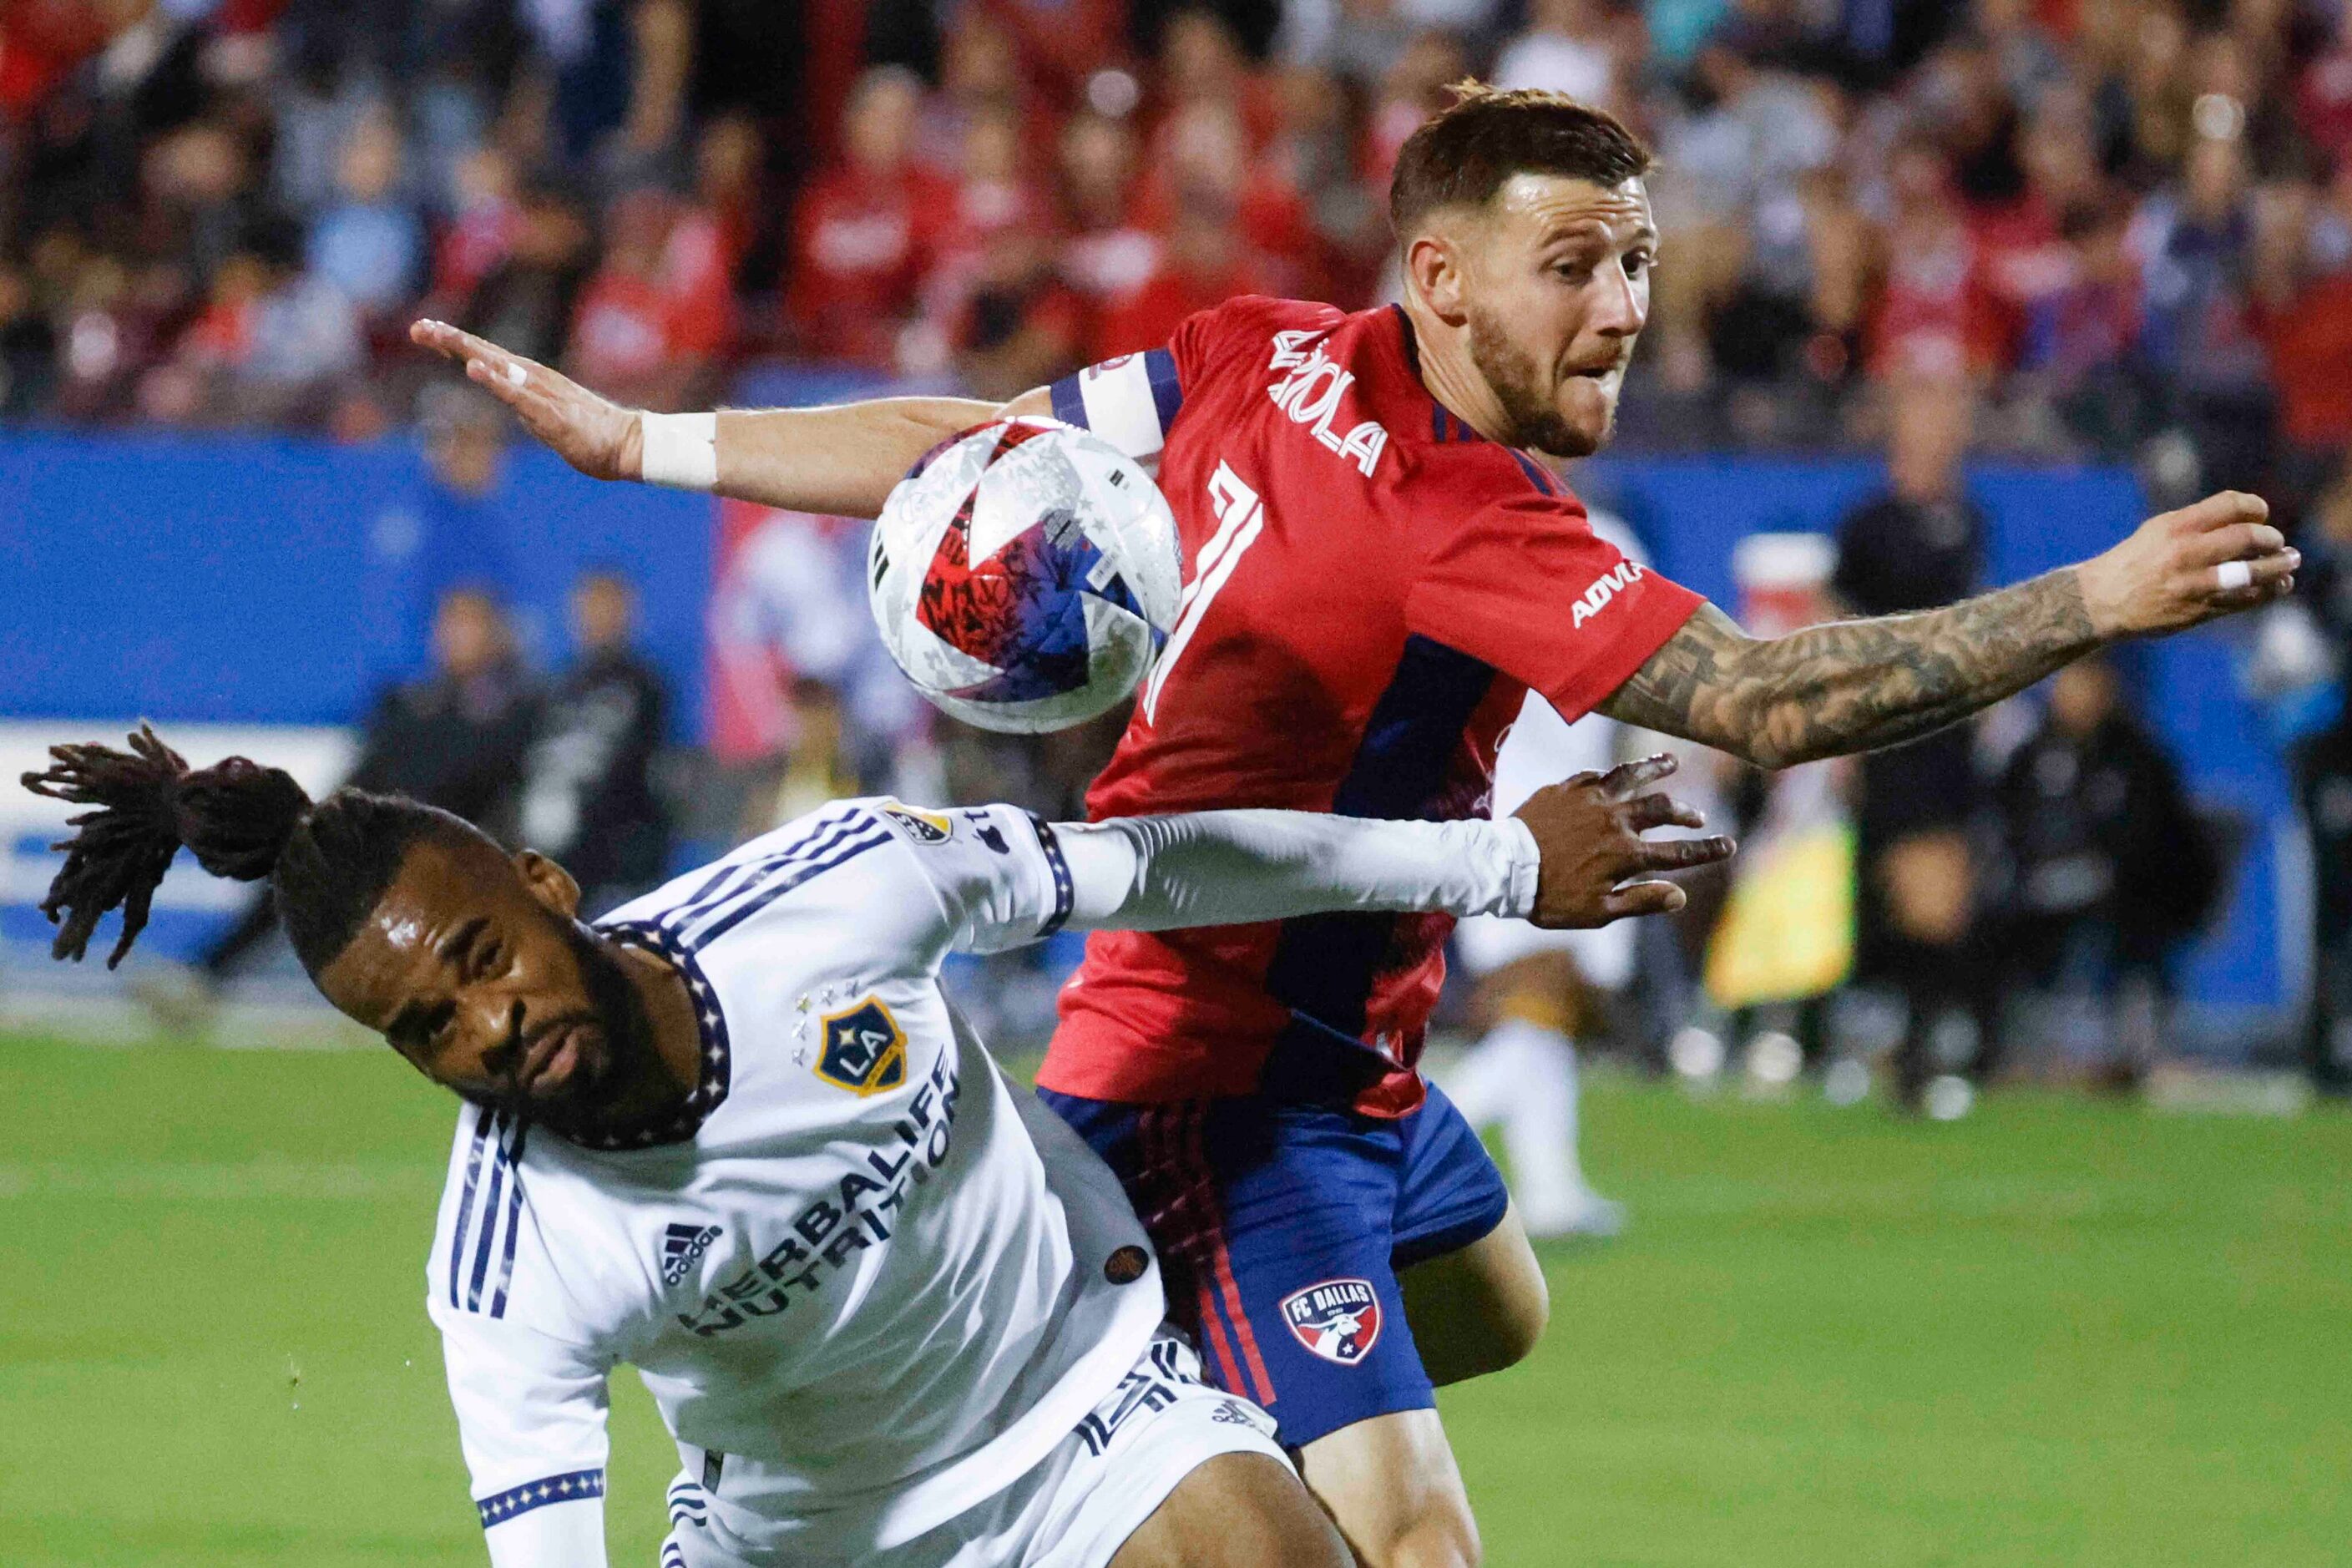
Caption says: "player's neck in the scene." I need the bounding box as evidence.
[609,942,705,1122]
[1400,295,1518,448]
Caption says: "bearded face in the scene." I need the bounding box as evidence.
[1428,173,1654,458]
[1466,298,1617,458]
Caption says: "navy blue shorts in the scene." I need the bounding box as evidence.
[1037,1082,1511,1449]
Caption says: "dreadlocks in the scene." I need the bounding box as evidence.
[23,723,473,975]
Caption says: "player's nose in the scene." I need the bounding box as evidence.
[1592,272,1646,337]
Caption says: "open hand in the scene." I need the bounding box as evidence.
[2076,491,2299,639]
[1514,754,1736,928]
[410,319,642,482]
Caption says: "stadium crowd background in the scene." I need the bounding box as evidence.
[2,0,2349,1095]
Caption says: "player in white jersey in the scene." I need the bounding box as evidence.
[28,726,1728,1568]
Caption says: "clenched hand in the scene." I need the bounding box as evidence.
[411,319,643,481]
[1514,754,1735,928]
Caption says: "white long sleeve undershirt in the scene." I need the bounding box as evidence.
[1054,811,1542,933]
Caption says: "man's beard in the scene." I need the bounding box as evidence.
[465,922,670,1140]
[1466,303,1611,458]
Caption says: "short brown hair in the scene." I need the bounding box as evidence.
[1388,82,1652,238]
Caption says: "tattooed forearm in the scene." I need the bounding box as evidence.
[1598,570,2101,769]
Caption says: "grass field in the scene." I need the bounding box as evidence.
[4,1034,2348,1567]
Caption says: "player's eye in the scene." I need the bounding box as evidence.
[1553,261,1595,285]
[1624,252,1653,278]
[473,938,506,980]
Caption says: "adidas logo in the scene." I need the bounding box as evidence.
[660,1222,722,1287]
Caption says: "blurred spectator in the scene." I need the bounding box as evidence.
[1990,655,2221,1088]
[2250,173,2352,498]
[362,584,539,836]
[412,382,519,600]
[2015,196,2147,452]
[207,215,366,424]
[0,0,2344,501]
[424,144,522,321]
[749,675,867,837]
[1649,28,1840,387]
[1093,190,1277,357]
[2296,4,2352,171]
[786,66,950,367]
[151,584,535,1026]
[2137,129,2274,493]
[567,183,733,409]
[972,0,1129,111]
[1869,134,1992,382]
[690,113,766,294]
[461,176,594,369]
[306,105,424,317]
[1492,0,1624,107]
[913,11,1033,177]
[1136,98,1316,291]
[1055,107,1159,306]
[518,569,675,916]
[1363,28,1471,191]
[1832,375,1995,1106]
[1280,0,1495,89]
[0,262,58,415]
[945,223,1087,401]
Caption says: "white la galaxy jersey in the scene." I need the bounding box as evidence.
[425,799,1163,1568]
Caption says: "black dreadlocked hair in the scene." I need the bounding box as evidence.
[23,724,477,976]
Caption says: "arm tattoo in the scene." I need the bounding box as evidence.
[1598,570,2101,769]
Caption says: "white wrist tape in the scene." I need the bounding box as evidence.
[639,412,718,490]
[2215,559,2253,592]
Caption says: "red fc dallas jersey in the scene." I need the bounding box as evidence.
[1037,297,1704,1115]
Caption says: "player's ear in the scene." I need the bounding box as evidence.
[513,849,582,920]
[1404,230,1469,326]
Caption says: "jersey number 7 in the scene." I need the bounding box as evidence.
[1143,462,1265,722]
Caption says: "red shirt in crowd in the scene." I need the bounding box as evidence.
[787,163,954,366]
[570,206,734,386]
[1036,297,1703,1114]
[2255,271,2352,451]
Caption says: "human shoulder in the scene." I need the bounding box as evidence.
[1171,294,1348,386]
[1385,427,1593,542]
[598,800,901,953]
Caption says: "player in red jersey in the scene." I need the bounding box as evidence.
[417,84,2298,1568]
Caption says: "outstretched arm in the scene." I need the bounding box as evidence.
[410,320,1051,517]
[1060,756,1734,934]
[1598,493,2299,770]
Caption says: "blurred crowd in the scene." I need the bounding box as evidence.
[2,0,2352,484]
[9,0,2350,1088]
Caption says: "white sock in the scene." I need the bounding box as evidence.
[1453,1018,1591,1219]
[1444,1019,1519,1127]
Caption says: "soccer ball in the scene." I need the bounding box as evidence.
[868,417,1181,734]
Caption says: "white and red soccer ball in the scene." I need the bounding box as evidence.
[868,418,1181,734]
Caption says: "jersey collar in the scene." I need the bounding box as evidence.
[571,918,732,1150]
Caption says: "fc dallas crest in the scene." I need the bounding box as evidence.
[1280,1277,1382,1366]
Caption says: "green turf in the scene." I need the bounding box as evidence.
[3,1035,2346,1566]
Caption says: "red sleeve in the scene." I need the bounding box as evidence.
[1404,484,1704,721]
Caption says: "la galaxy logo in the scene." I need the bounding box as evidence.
[1280,1277,1381,1366]
[660,1222,722,1287]
[881,802,954,844]
[815,998,908,1097]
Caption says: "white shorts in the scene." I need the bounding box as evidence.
[659,1330,1287,1568]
